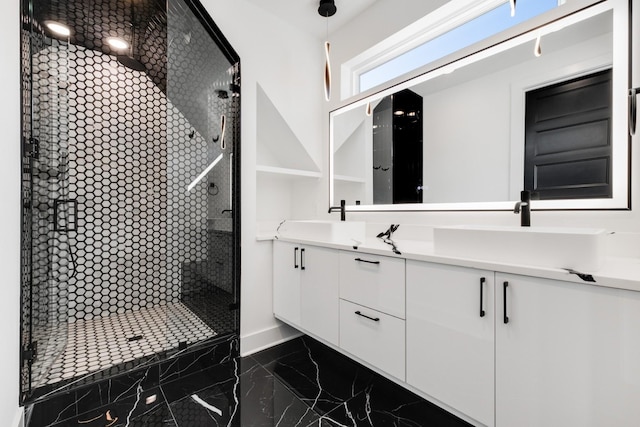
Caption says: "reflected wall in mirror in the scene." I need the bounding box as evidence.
[330,0,629,211]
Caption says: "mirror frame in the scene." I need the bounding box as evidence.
[329,0,631,212]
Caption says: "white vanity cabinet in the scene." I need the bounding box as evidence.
[273,241,340,346]
[406,261,495,427]
[273,238,640,427]
[495,273,640,427]
[339,251,406,380]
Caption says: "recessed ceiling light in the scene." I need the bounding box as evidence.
[44,21,71,37]
[106,37,129,50]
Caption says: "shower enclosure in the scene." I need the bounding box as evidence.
[20,0,240,401]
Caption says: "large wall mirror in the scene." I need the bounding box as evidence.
[329,0,631,212]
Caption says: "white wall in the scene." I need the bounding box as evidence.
[0,0,25,425]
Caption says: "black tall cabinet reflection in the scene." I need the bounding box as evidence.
[372,89,423,204]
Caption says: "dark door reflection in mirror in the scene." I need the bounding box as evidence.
[373,89,423,204]
[525,68,612,200]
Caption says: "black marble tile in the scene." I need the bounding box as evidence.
[269,377,321,427]
[26,335,477,427]
[50,386,173,427]
[169,358,321,427]
[125,403,177,427]
[168,357,252,427]
[250,336,312,367]
[159,336,238,384]
[319,375,473,427]
[26,390,77,427]
[95,365,160,406]
[161,356,258,404]
[258,337,375,416]
[237,361,321,427]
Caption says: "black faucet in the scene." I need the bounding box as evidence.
[513,190,531,227]
[328,199,346,221]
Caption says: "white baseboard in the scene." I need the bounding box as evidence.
[240,322,303,357]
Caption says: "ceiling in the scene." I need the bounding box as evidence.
[243,0,381,39]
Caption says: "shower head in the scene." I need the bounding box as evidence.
[116,0,146,72]
[117,54,146,71]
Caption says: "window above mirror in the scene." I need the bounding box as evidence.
[357,0,562,94]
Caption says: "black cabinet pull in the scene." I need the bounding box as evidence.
[355,311,380,322]
[354,258,380,265]
[294,247,299,269]
[479,277,486,318]
[503,281,509,324]
[301,248,306,270]
[630,87,638,136]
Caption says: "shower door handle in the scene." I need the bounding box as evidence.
[228,152,233,212]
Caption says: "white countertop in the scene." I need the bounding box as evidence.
[266,234,640,293]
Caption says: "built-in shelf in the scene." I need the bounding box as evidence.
[334,174,366,183]
[256,165,322,179]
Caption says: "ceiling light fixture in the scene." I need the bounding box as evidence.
[534,33,542,57]
[318,0,337,102]
[44,21,71,37]
[106,36,129,50]
[510,0,517,17]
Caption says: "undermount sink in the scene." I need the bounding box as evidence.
[433,225,606,271]
[277,220,366,244]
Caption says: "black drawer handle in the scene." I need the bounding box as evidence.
[294,247,299,269]
[355,311,380,322]
[354,258,380,265]
[503,281,509,324]
[630,87,638,136]
[301,248,306,270]
[479,277,486,318]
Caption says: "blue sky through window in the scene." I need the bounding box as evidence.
[359,0,559,92]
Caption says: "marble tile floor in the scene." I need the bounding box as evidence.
[26,336,473,427]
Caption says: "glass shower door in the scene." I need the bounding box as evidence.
[165,0,240,353]
[21,0,73,397]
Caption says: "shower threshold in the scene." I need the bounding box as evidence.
[35,302,216,387]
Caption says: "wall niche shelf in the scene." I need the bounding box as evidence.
[256,165,322,179]
[334,174,365,183]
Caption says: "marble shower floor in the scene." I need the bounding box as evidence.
[26,336,472,427]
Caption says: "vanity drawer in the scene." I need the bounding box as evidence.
[339,299,405,381]
[339,251,405,318]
